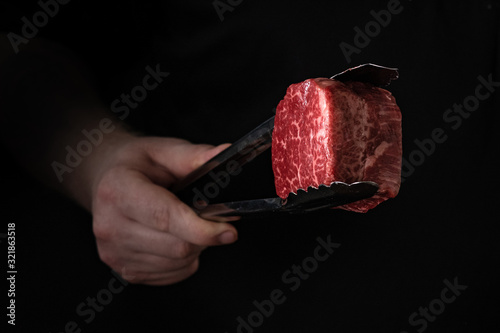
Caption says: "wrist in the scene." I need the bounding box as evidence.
[58,119,137,210]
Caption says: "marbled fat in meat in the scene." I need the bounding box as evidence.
[271,78,402,213]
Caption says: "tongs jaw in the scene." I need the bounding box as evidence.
[193,181,379,221]
[283,181,379,213]
[172,64,398,221]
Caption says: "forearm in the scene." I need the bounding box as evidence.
[0,35,134,209]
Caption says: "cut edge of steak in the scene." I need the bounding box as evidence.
[271,78,402,213]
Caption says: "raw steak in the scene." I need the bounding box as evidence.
[271,78,402,213]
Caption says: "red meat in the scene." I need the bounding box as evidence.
[271,78,402,213]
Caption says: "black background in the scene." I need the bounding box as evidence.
[1,0,500,332]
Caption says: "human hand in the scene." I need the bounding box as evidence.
[0,35,237,286]
[88,136,237,285]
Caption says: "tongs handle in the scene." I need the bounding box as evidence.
[171,116,275,205]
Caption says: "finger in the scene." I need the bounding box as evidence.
[141,137,231,179]
[118,170,238,246]
[118,218,205,259]
[96,238,200,279]
[121,259,200,286]
[122,252,200,274]
[144,260,200,286]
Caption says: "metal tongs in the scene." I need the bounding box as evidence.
[172,64,399,221]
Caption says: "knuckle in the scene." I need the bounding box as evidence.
[122,271,148,284]
[193,230,212,244]
[174,241,197,259]
[118,266,150,284]
[188,225,216,246]
[151,206,171,232]
[93,219,115,241]
[94,166,130,205]
[95,175,119,205]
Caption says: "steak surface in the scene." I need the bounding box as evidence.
[271,78,402,213]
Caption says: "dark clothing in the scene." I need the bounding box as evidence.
[1,1,499,332]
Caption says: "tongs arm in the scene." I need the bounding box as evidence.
[171,116,275,205]
[195,182,379,221]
